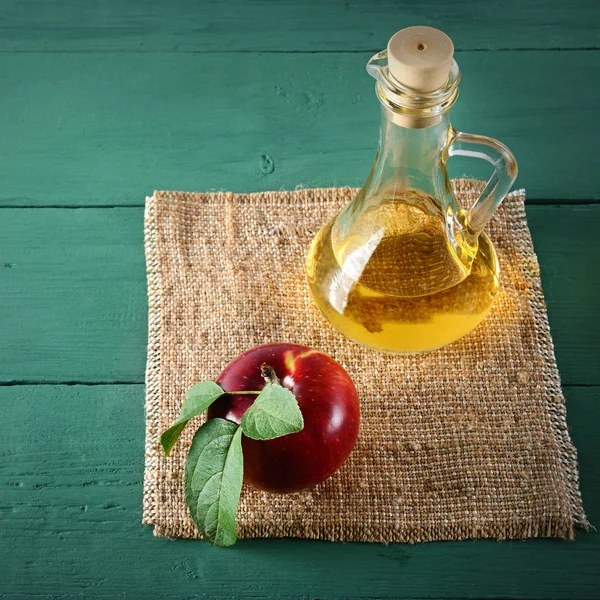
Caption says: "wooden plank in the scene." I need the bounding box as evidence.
[0,208,147,383]
[1,0,598,52]
[1,204,599,385]
[0,51,598,207]
[0,384,597,599]
[527,205,600,386]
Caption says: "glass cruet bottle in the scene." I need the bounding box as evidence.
[306,26,518,354]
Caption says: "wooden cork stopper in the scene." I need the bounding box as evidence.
[387,26,454,93]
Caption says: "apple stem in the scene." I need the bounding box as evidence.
[261,363,280,386]
[226,390,261,395]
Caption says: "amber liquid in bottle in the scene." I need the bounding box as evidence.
[306,190,500,354]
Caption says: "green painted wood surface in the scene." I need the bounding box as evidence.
[1,384,598,599]
[2,205,599,385]
[2,0,599,51]
[1,1,599,597]
[2,50,599,207]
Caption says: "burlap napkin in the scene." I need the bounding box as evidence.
[142,180,587,542]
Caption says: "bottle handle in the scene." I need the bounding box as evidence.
[447,130,518,234]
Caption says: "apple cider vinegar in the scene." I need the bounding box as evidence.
[305,26,516,353]
[306,192,500,354]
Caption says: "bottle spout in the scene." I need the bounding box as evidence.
[366,49,389,83]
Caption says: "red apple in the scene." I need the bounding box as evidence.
[207,343,360,493]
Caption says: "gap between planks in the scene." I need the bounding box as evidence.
[0,47,598,55]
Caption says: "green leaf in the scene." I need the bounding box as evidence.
[160,381,225,456]
[185,418,243,547]
[240,383,304,441]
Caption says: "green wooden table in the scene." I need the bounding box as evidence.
[2,2,599,598]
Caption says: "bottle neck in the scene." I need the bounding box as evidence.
[379,105,451,157]
[371,105,452,199]
[338,100,456,228]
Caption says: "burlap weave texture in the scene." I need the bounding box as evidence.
[143,180,586,542]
